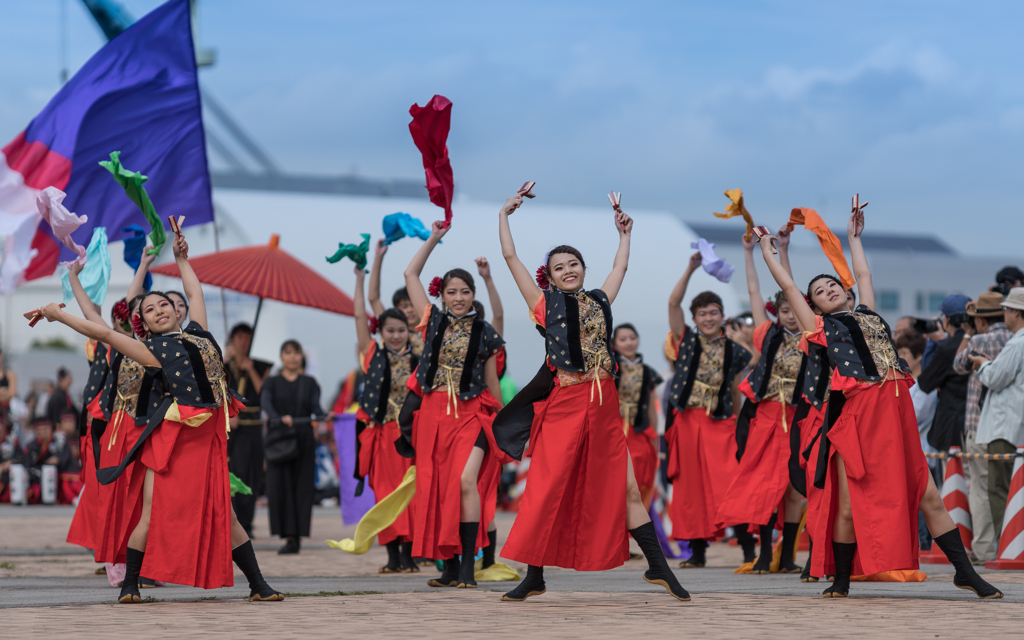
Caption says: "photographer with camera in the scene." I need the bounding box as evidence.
[917,295,972,455]
[952,291,1014,562]
[991,266,1024,296]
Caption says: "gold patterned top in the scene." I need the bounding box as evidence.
[409,332,424,357]
[618,359,645,425]
[433,314,474,391]
[555,293,614,387]
[113,357,145,418]
[180,332,229,405]
[686,333,726,412]
[853,311,906,382]
[766,331,803,404]
[384,349,414,423]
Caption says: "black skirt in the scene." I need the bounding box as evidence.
[265,425,317,538]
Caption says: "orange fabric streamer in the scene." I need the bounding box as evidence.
[785,208,855,290]
[713,189,756,241]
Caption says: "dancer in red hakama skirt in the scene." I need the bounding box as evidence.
[664,253,753,568]
[352,267,418,573]
[610,323,663,511]
[755,204,1001,599]
[38,231,282,604]
[398,220,506,589]
[493,190,689,602]
[716,229,806,574]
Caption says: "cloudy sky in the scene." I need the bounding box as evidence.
[2,0,1023,256]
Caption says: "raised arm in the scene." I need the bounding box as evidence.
[668,252,702,339]
[126,248,156,302]
[39,303,159,367]
[758,235,817,332]
[599,210,633,304]
[353,268,372,356]
[367,240,387,317]
[848,211,873,311]
[67,263,109,329]
[777,225,793,278]
[174,233,207,330]
[498,194,543,310]
[475,257,504,336]
[743,235,769,327]
[403,220,449,314]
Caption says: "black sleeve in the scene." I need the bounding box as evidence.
[260,378,281,420]
[917,340,953,394]
[306,377,326,418]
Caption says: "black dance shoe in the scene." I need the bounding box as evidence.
[932,528,1003,599]
[277,538,300,555]
[380,540,402,574]
[679,539,707,568]
[400,541,420,573]
[456,522,479,588]
[117,548,144,604]
[821,542,855,598]
[232,541,284,601]
[630,522,691,602]
[501,565,546,601]
[427,558,459,587]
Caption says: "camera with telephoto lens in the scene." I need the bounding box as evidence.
[913,318,938,334]
[993,282,1012,297]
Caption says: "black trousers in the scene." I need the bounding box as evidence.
[228,424,265,535]
[265,426,317,538]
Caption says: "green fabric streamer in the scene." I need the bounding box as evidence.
[326,233,371,270]
[229,472,252,497]
[99,151,166,256]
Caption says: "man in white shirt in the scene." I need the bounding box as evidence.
[969,288,1024,537]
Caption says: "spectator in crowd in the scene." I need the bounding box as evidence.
[917,295,971,453]
[45,368,79,427]
[894,316,918,343]
[261,340,328,555]
[993,266,1024,295]
[970,288,1024,537]
[23,415,73,504]
[896,332,939,549]
[0,419,19,502]
[0,350,17,427]
[953,290,1013,562]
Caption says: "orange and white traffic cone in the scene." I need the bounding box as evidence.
[922,447,972,564]
[985,447,1024,570]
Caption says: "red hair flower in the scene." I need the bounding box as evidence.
[113,300,130,324]
[428,276,443,298]
[764,300,777,318]
[368,315,380,335]
[130,314,148,339]
[535,265,550,290]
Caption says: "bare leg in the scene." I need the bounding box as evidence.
[460,446,485,522]
[919,472,955,536]
[783,482,804,523]
[625,454,651,529]
[832,454,855,543]
[127,468,155,551]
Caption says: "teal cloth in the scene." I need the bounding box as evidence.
[99,151,166,256]
[62,227,111,306]
[382,212,432,246]
[326,233,371,270]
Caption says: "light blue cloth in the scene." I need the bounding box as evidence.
[690,238,734,283]
[382,212,432,246]
[120,224,152,291]
[62,227,111,306]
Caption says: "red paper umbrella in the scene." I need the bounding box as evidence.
[151,234,353,335]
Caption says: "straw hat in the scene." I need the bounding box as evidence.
[967,291,1008,317]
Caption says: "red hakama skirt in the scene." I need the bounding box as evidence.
[626,424,658,511]
[410,390,500,560]
[66,395,106,551]
[93,410,145,564]
[123,398,243,588]
[716,400,795,527]
[666,407,738,540]
[359,420,413,545]
[501,379,630,571]
[810,379,927,577]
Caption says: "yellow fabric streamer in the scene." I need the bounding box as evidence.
[713,189,756,241]
[326,466,417,554]
[474,559,521,582]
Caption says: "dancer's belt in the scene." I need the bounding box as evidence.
[207,373,232,434]
[620,400,637,433]
[581,346,612,405]
[869,347,903,397]
[770,374,797,433]
[107,389,138,450]
[436,363,461,419]
[687,379,719,416]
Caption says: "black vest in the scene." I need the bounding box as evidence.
[799,341,828,410]
[414,306,504,402]
[614,355,663,433]
[360,344,418,426]
[743,323,806,404]
[667,329,751,419]
[542,288,617,375]
[818,305,911,381]
[82,341,110,410]
[98,351,163,426]
[144,321,243,409]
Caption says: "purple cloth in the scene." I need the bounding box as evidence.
[333,413,376,525]
[650,500,690,560]
[690,238,734,283]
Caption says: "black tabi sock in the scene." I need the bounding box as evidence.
[118,547,144,603]
[685,539,707,565]
[232,540,281,599]
[779,521,801,571]
[753,513,777,571]
[801,537,814,579]
[383,540,401,571]
[457,522,480,587]
[502,564,546,601]
[735,524,757,563]
[482,530,497,569]
[630,521,691,601]
[932,528,1003,599]
[823,541,856,597]
[400,540,416,571]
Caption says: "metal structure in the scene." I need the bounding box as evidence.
[78,0,425,198]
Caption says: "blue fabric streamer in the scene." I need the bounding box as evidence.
[382,212,432,246]
[690,238,735,283]
[121,224,152,291]
[62,227,111,306]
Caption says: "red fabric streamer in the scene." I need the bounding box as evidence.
[785,208,855,290]
[535,265,550,290]
[428,277,443,298]
[409,95,454,227]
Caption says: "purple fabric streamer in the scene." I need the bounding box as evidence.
[649,500,690,560]
[333,413,376,525]
[690,238,734,283]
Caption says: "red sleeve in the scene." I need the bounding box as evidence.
[752,321,772,352]
[531,296,546,326]
[804,316,827,348]
[360,341,377,374]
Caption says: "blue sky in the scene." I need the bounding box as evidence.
[2,1,1023,256]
